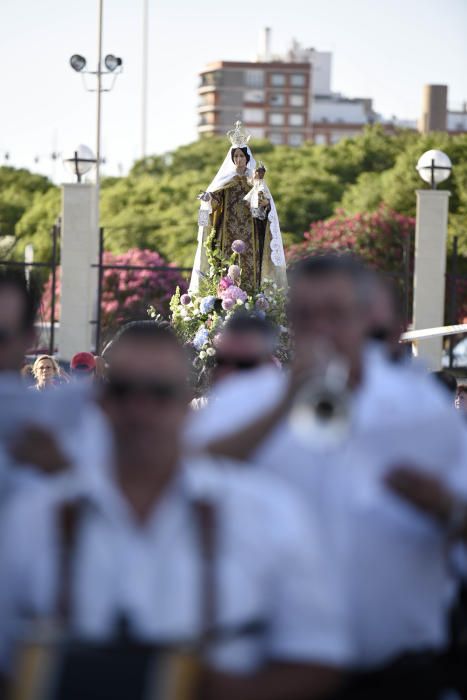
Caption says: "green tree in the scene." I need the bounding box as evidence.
[0,167,53,252]
[5,127,467,268]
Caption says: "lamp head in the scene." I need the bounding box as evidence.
[416,149,452,189]
[70,54,87,72]
[104,54,123,72]
[63,145,97,182]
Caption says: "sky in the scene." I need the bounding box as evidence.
[1,0,466,181]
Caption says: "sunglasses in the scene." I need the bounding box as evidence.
[105,377,187,402]
[215,356,262,371]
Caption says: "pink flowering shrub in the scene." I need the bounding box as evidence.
[42,248,187,344]
[287,205,415,272]
[287,206,467,325]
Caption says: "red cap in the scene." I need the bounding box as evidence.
[70,352,96,371]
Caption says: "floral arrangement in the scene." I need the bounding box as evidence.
[160,227,288,375]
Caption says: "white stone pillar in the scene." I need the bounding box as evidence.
[58,184,99,362]
[413,189,450,370]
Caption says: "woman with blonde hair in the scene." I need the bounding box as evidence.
[31,355,62,391]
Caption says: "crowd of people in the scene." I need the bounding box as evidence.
[0,259,467,700]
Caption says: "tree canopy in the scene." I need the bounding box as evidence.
[3,126,467,267]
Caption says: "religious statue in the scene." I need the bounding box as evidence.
[189,121,287,294]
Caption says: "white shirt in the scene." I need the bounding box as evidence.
[0,457,353,674]
[0,376,113,499]
[185,347,467,668]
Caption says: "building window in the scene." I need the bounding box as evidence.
[243,108,265,123]
[289,113,305,126]
[244,90,265,104]
[198,114,214,126]
[288,133,304,146]
[290,94,305,107]
[269,93,285,106]
[269,133,284,145]
[198,93,215,107]
[270,73,286,87]
[269,112,285,126]
[245,69,264,88]
[291,73,306,87]
[314,134,327,145]
[201,71,221,87]
[249,127,265,138]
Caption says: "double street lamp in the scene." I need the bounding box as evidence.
[68,0,123,192]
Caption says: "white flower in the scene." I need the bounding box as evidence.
[206,347,216,356]
[236,299,244,306]
[245,303,251,310]
[199,351,207,359]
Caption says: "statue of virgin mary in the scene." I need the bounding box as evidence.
[189,121,287,295]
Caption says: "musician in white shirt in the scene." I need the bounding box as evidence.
[187,255,467,671]
[0,321,352,700]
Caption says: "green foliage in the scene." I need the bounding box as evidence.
[0,167,53,253]
[340,132,467,253]
[14,188,61,263]
[4,127,467,268]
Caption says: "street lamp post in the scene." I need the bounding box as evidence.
[65,3,123,360]
[59,146,99,361]
[69,0,123,194]
[413,149,452,369]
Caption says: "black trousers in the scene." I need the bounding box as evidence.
[333,648,467,700]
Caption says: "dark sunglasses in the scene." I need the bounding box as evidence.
[105,377,187,402]
[215,356,262,371]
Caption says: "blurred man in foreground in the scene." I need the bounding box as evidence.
[0,269,111,496]
[188,255,467,695]
[191,313,279,410]
[212,313,278,383]
[0,322,352,700]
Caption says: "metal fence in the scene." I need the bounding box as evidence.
[91,227,191,354]
[1,224,467,366]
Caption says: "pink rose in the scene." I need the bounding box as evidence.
[218,276,233,293]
